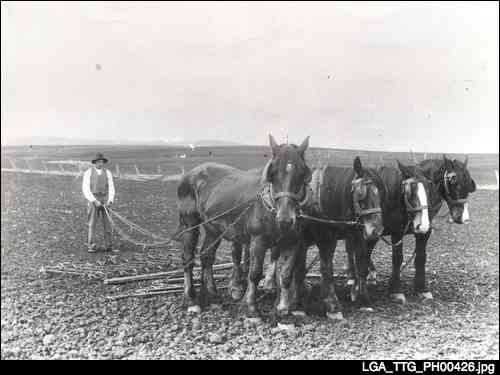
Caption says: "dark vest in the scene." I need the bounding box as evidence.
[90,168,108,201]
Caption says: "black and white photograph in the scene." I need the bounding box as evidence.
[1,1,498,362]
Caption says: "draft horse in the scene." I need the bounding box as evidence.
[175,135,312,320]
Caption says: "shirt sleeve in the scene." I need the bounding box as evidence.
[107,170,115,203]
[82,169,97,203]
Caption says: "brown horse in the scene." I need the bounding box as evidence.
[263,157,385,317]
[175,135,312,320]
[346,161,437,305]
[348,155,476,303]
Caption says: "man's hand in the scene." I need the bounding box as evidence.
[94,200,102,207]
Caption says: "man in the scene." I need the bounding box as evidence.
[82,153,116,253]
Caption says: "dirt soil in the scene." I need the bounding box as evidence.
[1,172,498,359]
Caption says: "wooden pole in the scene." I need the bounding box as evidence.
[157,165,162,174]
[107,283,229,300]
[103,262,233,285]
[134,164,140,175]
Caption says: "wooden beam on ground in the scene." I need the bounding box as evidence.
[103,262,233,285]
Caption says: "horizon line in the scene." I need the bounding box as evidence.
[1,142,498,156]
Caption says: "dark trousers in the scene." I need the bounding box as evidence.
[87,201,112,250]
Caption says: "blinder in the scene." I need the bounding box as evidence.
[443,170,468,205]
[351,178,382,218]
[402,177,428,213]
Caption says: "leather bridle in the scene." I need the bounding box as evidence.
[442,171,468,206]
[402,177,428,214]
[351,178,382,219]
[261,179,311,214]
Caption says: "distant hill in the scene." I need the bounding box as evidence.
[1,136,243,147]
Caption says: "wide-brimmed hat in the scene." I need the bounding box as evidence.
[91,153,109,164]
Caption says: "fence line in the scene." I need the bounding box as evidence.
[2,157,498,189]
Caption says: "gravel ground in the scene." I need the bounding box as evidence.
[1,172,498,359]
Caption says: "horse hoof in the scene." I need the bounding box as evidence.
[418,292,433,300]
[187,305,201,314]
[359,307,374,312]
[326,312,344,321]
[347,278,355,286]
[291,310,307,318]
[390,293,407,305]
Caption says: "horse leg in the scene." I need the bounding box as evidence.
[346,238,377,286]
[275,242,300,320]
[229,241,245,301]
[389,233,406,304]
[180,216,201,313]
[414,231,433,300]
[241,236,267,321]
[241,240,250,280]
[199,229,221,308]
[349,233,372,310]
[318,236,343,320]
[346,242,356,287]
[262,246,279,292]
[366,243,378,286]
[290,243,308,318]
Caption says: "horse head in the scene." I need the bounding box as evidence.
[351,156,384,241]
[262,134,312,232]
[397,160,433,234]
[440,155,476,224]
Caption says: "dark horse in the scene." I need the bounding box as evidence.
[175,135,312,319]
[265,157,385,318]
[346,161,437,304]
[419,155,476,225]
[348,155,476,303]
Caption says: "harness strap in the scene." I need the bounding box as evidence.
[273,191,303,201]
[357,207,382,216]
[298,213,360,226]
[406,205,428,213]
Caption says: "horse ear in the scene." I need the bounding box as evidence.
[261,160,272,184]
[464,155,469,168]
[443,154,454,170]
[297,136,310,158]
[397,160,412,179]
[269,134,279,157]
[353,156,363,177]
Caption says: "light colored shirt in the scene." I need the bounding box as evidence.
[82,167,115,204]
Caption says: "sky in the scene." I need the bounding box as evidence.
[1,1,499,153]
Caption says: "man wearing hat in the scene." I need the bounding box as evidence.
[82,153,116,253]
